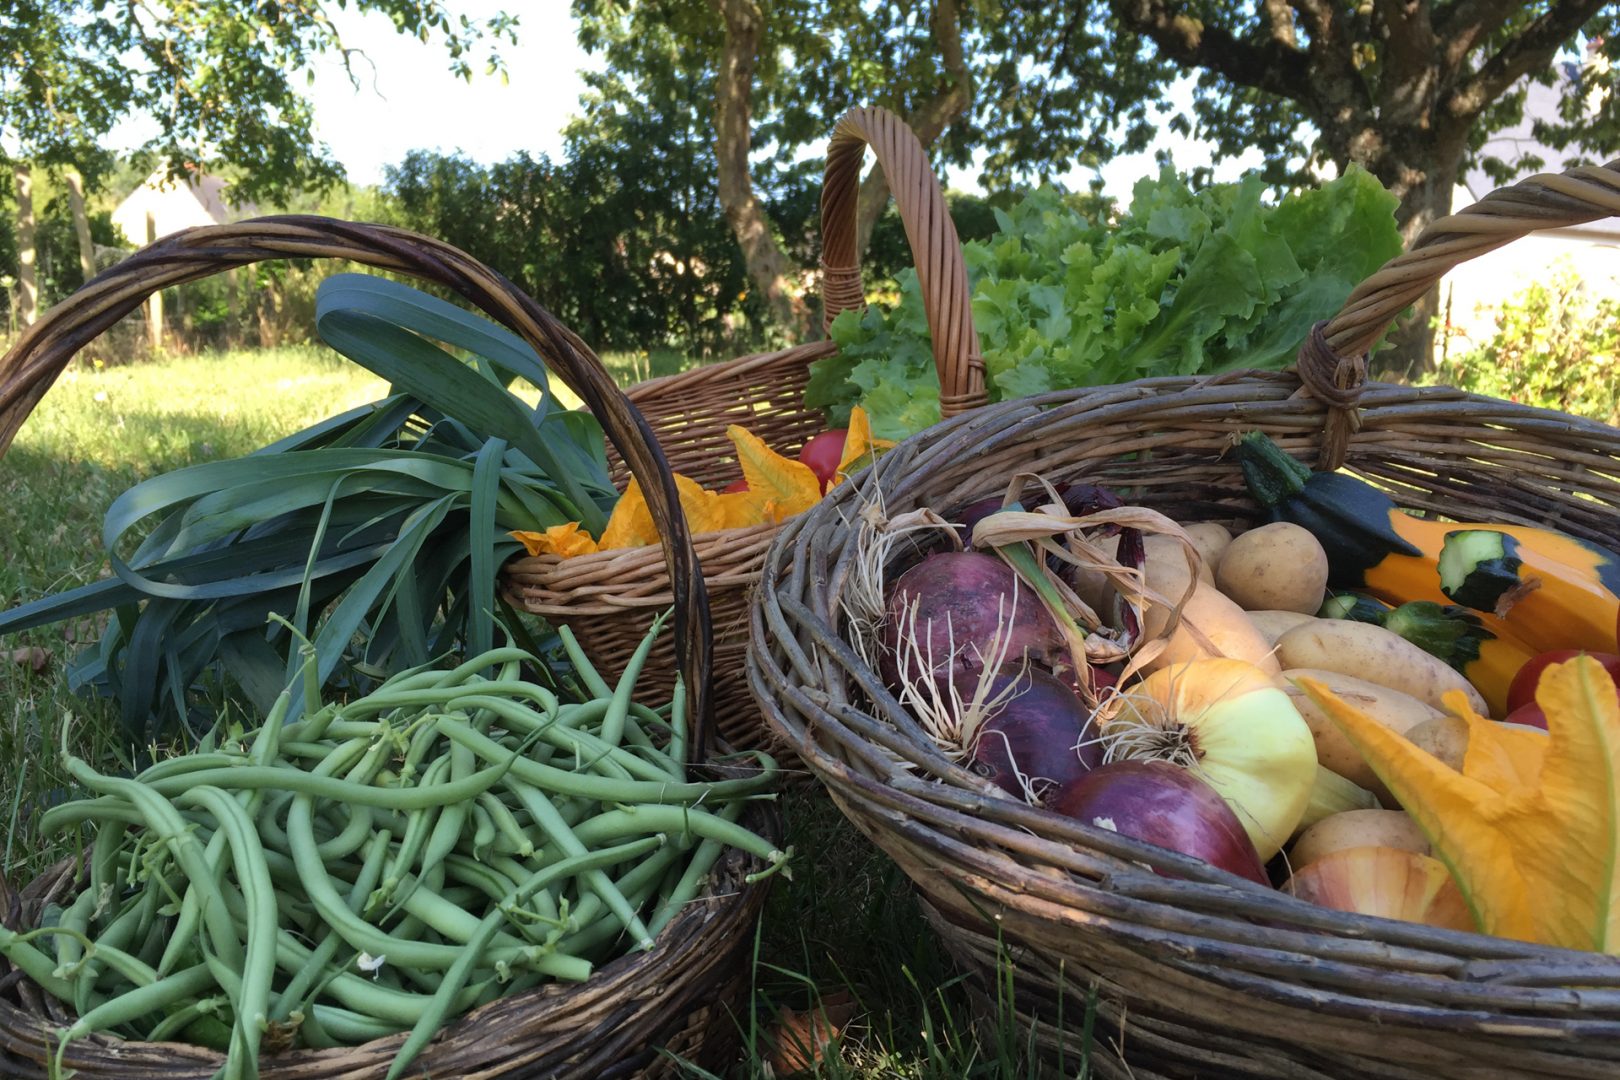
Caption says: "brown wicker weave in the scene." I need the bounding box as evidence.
[748,162,1620,1079]
[0,218,774,1077]
[502,104,985,753]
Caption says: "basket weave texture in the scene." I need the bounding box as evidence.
[748,162,1620,1079]
[0,218,772,1077]
[501,104,985,753]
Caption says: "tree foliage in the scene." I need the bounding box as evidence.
[0,1,517,200]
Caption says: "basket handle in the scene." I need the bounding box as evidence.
[819,105,986,418]
[0,216,719,758]
[1301,160,1620,468]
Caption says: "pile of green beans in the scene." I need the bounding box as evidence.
[1,620,786,1080]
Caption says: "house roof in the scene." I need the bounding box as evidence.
[109,168,257,247]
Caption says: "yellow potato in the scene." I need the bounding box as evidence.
[1289,809,1429,873]
[1215,522,1329,614]
[1182,522,1233,575]
[1402,714,1469,772]
[1247,610,1319,646]
[1275,619,1490,716]
[1141,545,1279,675]
[1276,668,1444,791]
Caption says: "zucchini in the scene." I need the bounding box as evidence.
[1234,430,1620,659]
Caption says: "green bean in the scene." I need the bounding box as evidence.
[416,740,475,880]
[37,797,148,836]
[28,924,160,992]
[133,751,252,785]
[476,790,532,857]
[646,800,748,935]
[50,885,98,980]
[555,625,611,699]
[555,841,689,955]
[145,993,229,1044]
[370,755,450,913]
[383,838,657,1080]
[0,927,80,1000]
[598,609,669,749]
[469,801,496,862]
[308,1003,409,1044]
[665,677,689,777]
[270,828,391,1022]
[88,818,130,912]
[64,757,243,976]
[313,803,374,862]
[178,786,277,1075]
[55,962,214,1070]
[439,717,775,805]
[503,779,654,949]
[566,803,784,870]
[139,744,535,810]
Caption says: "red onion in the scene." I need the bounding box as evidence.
[1047,759,1269,885]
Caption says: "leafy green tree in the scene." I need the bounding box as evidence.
[0,1,515,327]
[574,1,1620,375]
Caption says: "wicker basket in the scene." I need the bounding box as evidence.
[747,163,1620,1079]
[501,104,985,753]
[0,218,774,1077]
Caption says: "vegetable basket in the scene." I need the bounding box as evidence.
[747,163,1620,1078]
[0,219,777,1078]
[501,104,985,753]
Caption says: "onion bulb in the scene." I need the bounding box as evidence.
[1104,658,1317,860]
[1285,846,1474,932]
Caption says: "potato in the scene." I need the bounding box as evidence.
[1247,610,1319,646]
[1141,545,1279,675]
[1404,714,1469,771]
[1290,809,1429,873]
[1215,522,1329,614]
[1276,668,1444,791]
[1275,619,1491,716]
[1182,522,1233,575]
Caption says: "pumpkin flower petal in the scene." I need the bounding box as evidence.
[727,425,821,521]
[1293,676,1521,940]
[510,524,600,558]
[834,405,896,487]
[1450,689,1548,797]
[598,478,659,551]
[1505,657,1620,952]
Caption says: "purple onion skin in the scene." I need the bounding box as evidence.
[880,551,1067,690]
[1046,760,1269,885]
[949,484,1124,549]
[965,667,1102,802]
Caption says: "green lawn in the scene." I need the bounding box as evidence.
[0,345,1060,1078]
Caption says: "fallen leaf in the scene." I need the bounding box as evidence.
[8,647,51,674]
[764,990,857,1077]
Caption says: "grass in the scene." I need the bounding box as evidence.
[0,345,1075,1078]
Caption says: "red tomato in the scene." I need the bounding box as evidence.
[722,477,749,494]
[1506,649,1620,714]
[797,429,848,494]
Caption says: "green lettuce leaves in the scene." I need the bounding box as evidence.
[807,166,1403,440]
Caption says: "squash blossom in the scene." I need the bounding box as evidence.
[510,406,890,556]
[1296,656,1620,952]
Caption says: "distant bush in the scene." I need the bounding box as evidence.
[1430,269,1620,425]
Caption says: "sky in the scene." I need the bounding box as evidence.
[110,2,1266,203]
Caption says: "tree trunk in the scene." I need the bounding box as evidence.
[13,164,37,328]
[712,0,810,338]
[65,167,95,285]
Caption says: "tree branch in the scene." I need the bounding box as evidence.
[1260,0,1297,49]
[1447,0,1607,120]
[855,0,973,253]
[1112,0,1311,101]
[1286,0,1370,117]
[1434,0,1537,78]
